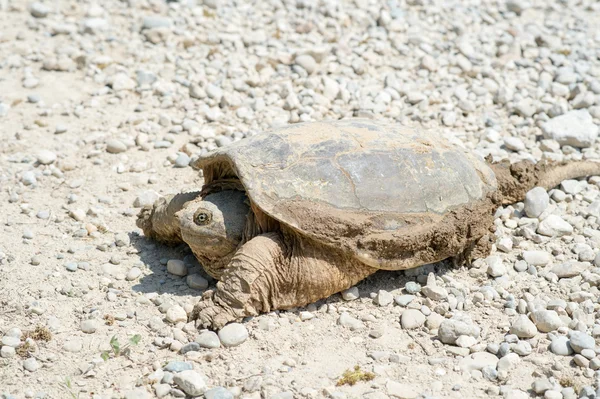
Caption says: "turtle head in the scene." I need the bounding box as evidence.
[176,191,249,260]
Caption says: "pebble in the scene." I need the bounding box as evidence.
[404,282,421,294]
[375,290,394,306]
[218,323,248,347]
[126,267,142,281]
[438,318,481,345]
[106,139,128,154]
[542,110,599,148]
[187,274,208,290]
[394,295,415,307]
[195,331,221,348]
[486,256,506,277]
[522,251,552,266]
[510,315,538,338]
[164,361,193,373]
[1,346,16,358]
[386,381,419,399]
[549,336,574,356]
[551,261,588,278]
[29,2,50,18]
[568,331,595,353]
[524,187,549,218]
[341,287,359,300]
[295,54,317,74]
[167,259,187,276]
[458,352,499,372]
[401,309,425,329]
[23,358,40,372]
[80,319,98,334]
[337,312,364,331]
[537,215,573,237]
[166,305,188,324]
[36,150,57,165]
[173,370,207,396]
[133,191,160,208]
[174,153,191,168]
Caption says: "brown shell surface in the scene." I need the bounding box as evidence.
[193,119,498,269]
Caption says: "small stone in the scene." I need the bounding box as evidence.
[106,139,128,154]
[524,187,549,218]
[568,331,595,353]
[164,361,192,372]
[23,357,40,372]
[497,352,520,373]
[510,315,538,338]
[142,15,172,29]
[295,54,317,74]
[2,337,20,348]
[458,352,499,372]
[174,153,190,168]
[573,354,590,368]
[401,309,425,329]
[421,285,448,301]
[173,370,207,396]
[218,323,248,347]
[512,341,532,356]
[394,295,415,307]
[486,256,506,277]
[126,267,142,281]
[186,274,208,290]
[532,378,553,394]
[1,346,16,358]
[180,342,200,354]
[542,109,599,148]
[36,150,57,165]
[551,261,588,278]
[549,336,573,356]
[404,282,421,294]
[166,305,188,324]
[80,320,98,334]
[522,251,552,266]
[375,290,393,306]
[195,331,221,349]
[532,310,563,332]
[30,2,50,18]
[455,335,478,348]
[537,215,573,237]
[133,191,160,208]
[341,287,359,301]
[337,312,364,331]
[438,318,480,345]
[167,260,187,276]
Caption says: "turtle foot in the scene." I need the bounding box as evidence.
[191,290,238,330]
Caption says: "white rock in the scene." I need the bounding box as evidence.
[133,191,160,208]
[549,336,573,356]
[341,287,359,301]
[112,73,136,91]
[30,2,50,18]
[455,335,478,348]
[173,370,207,396]
[486,256,506,277]
[218,323,248,347]
[36,150,57,165]
[524,187,549,218]
[537,215,573,237]
[166,305,188,324]
[510,315,538,338]
[458,352,499,372]
[438,318,480,344]
[23,357,40,372]
[551,261,589,278]
[401,309,425,329]
[106,139,128,154]
[195,331,220,348]
[531,310,563,332]
[80,319,98,334]
[522,251,552,266]
[126,267,142,281]
[497,352,520,373]
[542,110,599,148]
[295,54,317,74]
[375,290,393,306]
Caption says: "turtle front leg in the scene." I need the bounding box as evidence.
[136,191,201,245]
[191,232,377,330]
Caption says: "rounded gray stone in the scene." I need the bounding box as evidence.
[218,323,248,347]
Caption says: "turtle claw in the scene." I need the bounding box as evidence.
[191,291,237,330]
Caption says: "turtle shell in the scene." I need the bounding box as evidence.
[193,119,497,269]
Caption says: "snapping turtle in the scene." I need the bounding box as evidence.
[137,119,600,329]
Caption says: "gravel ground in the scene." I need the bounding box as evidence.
[1,0,600,398]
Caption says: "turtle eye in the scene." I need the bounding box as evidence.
[194,210,211,225]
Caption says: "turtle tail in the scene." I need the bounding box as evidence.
[488,157,600,205]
